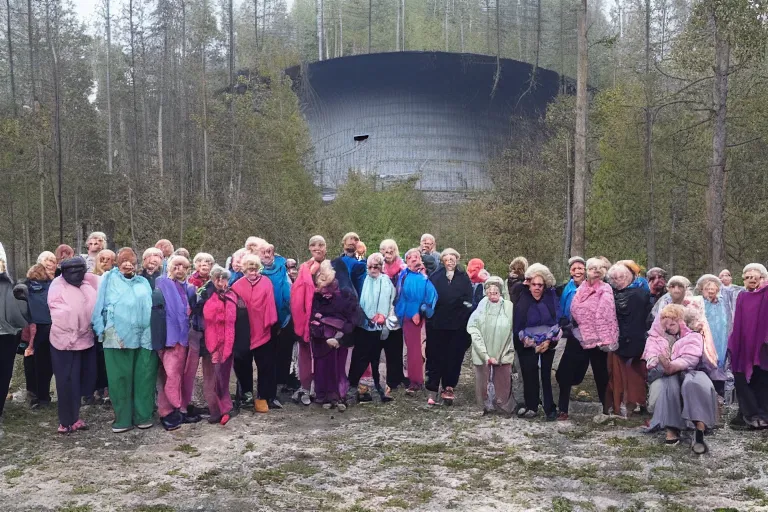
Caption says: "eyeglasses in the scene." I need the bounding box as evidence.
[367,265,381,269]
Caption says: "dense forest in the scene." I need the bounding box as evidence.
[1,0,767,281]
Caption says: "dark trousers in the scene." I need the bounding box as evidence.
[555,337,609,413]
[518,345,556,414]
[734,367,768,423]
[24,354,36,394]
[275,320,299,388]
[349,328,383,390]
[50,345,97,427]
[95,343,109,392]
[33,324,54,402]
[234,338,278,401]
[381,328,406,388]
[0,334,18,416]
[424,327,467,393]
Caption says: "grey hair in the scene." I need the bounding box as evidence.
[568,256,586,268]
[420,233,435,243]
[607,263,632,283]
[403,248,421,261]
[525,263,556,288]
[667,275,691,289]
[193,252,215,266]
[696,274,721,293]
[743,263,768,279]
[646,267,667,279]
[308,235,326,247]
[586,257,607,279]
[210,265,231,282]
[87,231,107,244]
[166,255,190,276]
[366,252,384,267]
[37,251,56,264]
[379,239,400,255]
[142,247,163,261]
[440,248,460,262]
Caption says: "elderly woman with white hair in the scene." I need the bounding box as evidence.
[556,258,617,420]
[728,263,768,428]
[514,263,562,420]
[696,274,730,377]
[650,275,691,321]
[717,269,742,319]
[349,252,396,403]
[379,239,408,390]
[425,248,473,406]
[140,248,164,290]
[81,232,107,273]
[468,276,516,414]
[419,233,442,275]
[606,263,651,418]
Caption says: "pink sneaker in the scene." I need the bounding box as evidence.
[72,419,89,431]
[57,424,73,434]
[427,397,437,406]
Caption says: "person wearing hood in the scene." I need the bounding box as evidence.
[468,276,515,415]
[728,263,768,428]
[155,255,200,430]
[646,267,668,306]
[507,257,529,305]
[0,243,29,423]
[349,253,396,403]
[332,232,367,296]
[310,260,360,411]
[717,269,742,319]
[259,243,298,394]
[467,258,489,309]
[514,263,563,420]
[425,248,472,406]
[140,248,164,291]
[379,239,408,391]
[202,265,239,425]
[557,258,617,421]
[21,263,54,408]
[394,249,438,397]
[643,304,717,454]
[82,232,107,273]
[607,263,651,418]
[231,254,279,412]
[47,257,99,433]
[419,234,443,275]
[92,248,157,433]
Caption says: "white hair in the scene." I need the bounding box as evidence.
[403,248,421,261]
[379,239,400,255]
[695,274,721,293]
[743,263,768,279]
[525,263,556,288]
[308,235,326,247]
[166,255,190,276]
[367,252,384,267]
[193,252,215,266]
[586,257,607,279]
[142,247,163,261]
[667,275,691,289]
[420,233,435,243]
[37,251,56,264]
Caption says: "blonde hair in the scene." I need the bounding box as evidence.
[315,259,336,288]
[342,232,360,245]
[525,263,556,288]
[379,239,400,255]
[241,254,263,272]
[37,251,56,264]
[660,304,685,321]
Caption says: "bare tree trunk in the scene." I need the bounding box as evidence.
[6,0,17,116]
[396,0,401,51]
[316,0,323,60]
[490,0,500,97]
[27,0,36,103]
[105,0,113,174]
[129,0,140,179]
[708,14,729,272]
[368,0,371,53]
[128,186,136,250]
[444,0,449,51]
[45,0,63,243]
[401,0,405,50]
[201,7,209,198]
[459,0,465,52]
[644,0,656,267]
[38,145,44,247]
[254,0,258,50]
[485,0,490,54]
[571,0,588,257]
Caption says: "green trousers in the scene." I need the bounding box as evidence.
[104,348,159,429]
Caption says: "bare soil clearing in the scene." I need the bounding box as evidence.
[2,363,767,512]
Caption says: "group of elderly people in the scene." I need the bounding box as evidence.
[1,233,767,455]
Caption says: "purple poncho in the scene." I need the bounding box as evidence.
[728,284,768,382]
[156,276,190,347]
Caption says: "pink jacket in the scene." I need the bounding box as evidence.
[643,319,703,373]
[47,274,99,351]
[231,276,277,350]
[569,280,619,350]
[203,290,237,364]
[290,261,316,342]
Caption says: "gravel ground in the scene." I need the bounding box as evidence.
[1,356,768,512]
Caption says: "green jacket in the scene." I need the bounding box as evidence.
[467,297,514,365]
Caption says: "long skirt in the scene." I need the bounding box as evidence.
[312,338,349,403]
[474,363,514,413]
[606,352,647,414]
[648,371,718,430]
[104,348,158,429]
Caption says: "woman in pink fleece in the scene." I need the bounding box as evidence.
[643,304,717,454]
[557,258,618,420]
[47,257,100,433]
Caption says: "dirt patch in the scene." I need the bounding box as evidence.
[2,360,767,512]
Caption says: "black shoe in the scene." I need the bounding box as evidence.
[268,399,283,410]
[546,410,558,422]
[181,412,202,424]
[31,399,51,410]
[161,410,183,431]
[187,404,209,417]
[692,429,708,454]
[729,414,747,427]
[357,392,373,404]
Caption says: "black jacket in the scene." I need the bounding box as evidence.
[428,267,473,330]
[613,286,651,359]
[507,276,527,305]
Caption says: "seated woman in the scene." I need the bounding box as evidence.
[644,304,718,454]
[467,276,515,415]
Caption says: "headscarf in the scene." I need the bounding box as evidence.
[60,257,87,287]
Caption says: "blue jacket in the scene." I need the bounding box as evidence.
[92,268,153,350]
[27,279,52,324]
[394,269,438,323]
[335,254,367,297]
[262,255,292,328]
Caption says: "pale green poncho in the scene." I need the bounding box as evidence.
[467,297,514,365]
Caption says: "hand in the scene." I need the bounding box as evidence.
[326,338,340,349]
[535,341,550,354]
[487,357,498,366]
[658,354,672,374]
[372,314,386,325]
[523,337,535,348]
[24,347,34,357]
[412,313,421,325]
[314,313,323,319]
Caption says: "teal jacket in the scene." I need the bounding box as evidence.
[92,268,153,350]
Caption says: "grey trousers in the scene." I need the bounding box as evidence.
[648,371,717,430]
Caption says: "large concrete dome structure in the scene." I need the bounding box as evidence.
[286,52,566,199]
